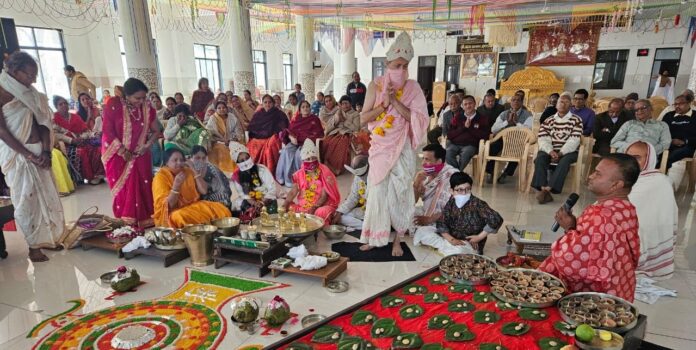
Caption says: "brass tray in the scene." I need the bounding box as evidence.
[490,268,566,308]
[558,292,639,333]
[251,213,324,238]
[438,253,498,286]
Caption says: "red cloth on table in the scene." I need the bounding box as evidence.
[539,198,640,302]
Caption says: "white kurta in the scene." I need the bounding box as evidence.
[0,71,65,248]
[230,164,277,211]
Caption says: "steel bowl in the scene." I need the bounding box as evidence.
[301,314,327,328]
[211,217,241,236]
[181,224,218,235]
[322,225,347,240]
[320,251,341,263]
[325,280,349,293]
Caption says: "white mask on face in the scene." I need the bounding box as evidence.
[238,159,254,171]
[454,194,471,208]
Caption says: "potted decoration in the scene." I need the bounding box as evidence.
[230,296,261,334]
[110,266,140,292]
[263,295,291,327]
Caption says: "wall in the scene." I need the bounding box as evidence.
[356,26,695,100]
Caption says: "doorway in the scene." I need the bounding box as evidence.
[648,48,681,98]
[418,56,437,101]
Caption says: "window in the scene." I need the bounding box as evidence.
[648,48,682,97]
[194,44,222,91]
[119,36,128,79]
[282,53,293,90]
[16,26,69,99]
[372,57,387,80]
[444,55,461,89]
[252,50,268,90]
[496,53,526,88]
[593,50,629,90]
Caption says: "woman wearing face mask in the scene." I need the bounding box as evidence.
[358,32,430,257]
[246,94,290,174]
[276,100,324,187]
[152,147,231,228]
[430,172,503,256]
[229,142,279,222]
[190,145,233,210]
[283,139,341,226]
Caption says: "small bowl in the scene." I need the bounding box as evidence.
[301,314,327,328]
[181,224,218,236]
[325,280,349,293]
[322,225,346,240]
[211,217,240,236]
[320,251,341,263]
[100,271,118,284]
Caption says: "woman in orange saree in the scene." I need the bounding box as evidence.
[152,148,231,228]
[101,78,161,228]
[206,101,242,174]
[246,94,289,175]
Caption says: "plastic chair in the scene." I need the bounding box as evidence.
[478,127,535,191]
[441,136,485,181]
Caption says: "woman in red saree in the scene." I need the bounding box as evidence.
[77,92,101,131]
[283,139,340,226]
[190,78,215,121]
[52,95,104,184]
[276,100,325,187]
[246,94,289,174]
[101,78,161,228]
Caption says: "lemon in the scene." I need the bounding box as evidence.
[599,330,612,341]
[575,324,595,343]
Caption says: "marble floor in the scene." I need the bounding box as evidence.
[1,168,696,349]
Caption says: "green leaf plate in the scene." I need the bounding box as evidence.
[424,292,448,303]
[479,343,508,350]
[496,301,520,311]
[430,275,449,285]
[501,322,531,336]
[311,325,343,343]
[518,308,549,321]
[402,284,428,295]
[445,324,476,342]
[427,314,454,329]
[448,300,475,312]
[287,342,314,350]
[448,284,474,294]
[351,310,376,326]
[371,318,400,338]
[553,321,577,336]
[472,291,493,303]
[399,304,424,319]
[392,333,424,349]
[338,336,375,350]
[473,310,501,324]
[381,295,406,308]
[538,337,569,350]
[422,344,451,350]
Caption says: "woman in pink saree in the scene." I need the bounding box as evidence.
[101,78,161,228]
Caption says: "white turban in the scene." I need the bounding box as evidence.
[229,141,248,162]
[386,32,414,62]
[300,139,318,160]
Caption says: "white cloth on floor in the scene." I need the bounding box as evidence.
[634,276,677,304]
[287,244,308,260]
[121,236,151,253]
[340,214,364,231]
[413,225,475,256]
[293,255,328,270]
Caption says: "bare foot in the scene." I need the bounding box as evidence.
[391,243,403,257]
[359,244,374,251]
[28,248,49,262]
[43,245,64,251]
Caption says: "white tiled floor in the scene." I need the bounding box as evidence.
[1,169,695,349]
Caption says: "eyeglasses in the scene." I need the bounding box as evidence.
[673,102,688,106]
[453,187,472,194]
[634,106,649,112]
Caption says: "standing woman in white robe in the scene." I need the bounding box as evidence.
[0,52,65,262]
[651,70,675,105]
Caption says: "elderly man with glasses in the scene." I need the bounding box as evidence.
[662,94,696,168]
[611,99,671,156]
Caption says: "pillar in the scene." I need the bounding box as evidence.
[295,15,315,101]
[118,0,159,92]
[333,26,356,97]
[229,0,255,95]
[689,51,696,92]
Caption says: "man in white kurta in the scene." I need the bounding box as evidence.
[333,155,369,231]
[0,52,65,262]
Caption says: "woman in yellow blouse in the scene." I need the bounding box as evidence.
[152,147,231,228]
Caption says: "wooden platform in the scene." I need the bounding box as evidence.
[270,257,349,286]
[80,235,126,257]
[122,246,189,267]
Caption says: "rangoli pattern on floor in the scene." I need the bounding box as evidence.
[30,268,288,350]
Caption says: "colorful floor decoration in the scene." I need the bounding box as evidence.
[271,268,575,349]
[30,268,287,350]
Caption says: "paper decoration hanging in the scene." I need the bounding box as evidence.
[687,16,696,47]
[488,25,517,47]
[469,5,485,35]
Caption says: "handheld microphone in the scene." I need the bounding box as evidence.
[551,193,580,232]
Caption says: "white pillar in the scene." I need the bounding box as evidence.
[118,0,159,92]
[689,51,696,92]
[295,15,315,101]
[333,26,356,97]
[229,0,255,95]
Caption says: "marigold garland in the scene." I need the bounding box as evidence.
[357,180,367,207]
[373,89,403,137]
[247,174,264,200]
[302,170,321,210]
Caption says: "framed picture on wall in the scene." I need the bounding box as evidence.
[527,23,601,66]
[459,52,498,79]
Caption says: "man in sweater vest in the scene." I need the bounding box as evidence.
[532,93,584,204]
[443,94,491,171]
[662,94,696,168]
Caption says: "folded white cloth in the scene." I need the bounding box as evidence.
[634,276,677,304]
[293,255,328,271]
[287,244,308,259]
[121,236,151,253]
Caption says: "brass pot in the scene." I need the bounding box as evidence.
[181,225,217,266]
[211,217,240,236]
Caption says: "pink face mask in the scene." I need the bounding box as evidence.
[423,162,445,175]
[387,67,408,88]
[303,160,319,171]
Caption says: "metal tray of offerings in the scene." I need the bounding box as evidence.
[490,268,566,308]
[558,292,639,333]
[251,213,324,238]
[438,253,498,285]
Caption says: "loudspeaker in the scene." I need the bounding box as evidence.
[0,18,19,70]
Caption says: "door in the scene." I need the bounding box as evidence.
[418,56,437,101]
[648,48,681,98]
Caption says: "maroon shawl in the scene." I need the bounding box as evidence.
[248,107,289,139]
[287,113,324,144]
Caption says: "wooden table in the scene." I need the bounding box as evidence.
[122,246,189,267]
[270,257,349,286]
[213,238,289,277]
[505,224,563,258]
[81,235,126,257]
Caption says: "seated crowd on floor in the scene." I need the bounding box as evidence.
[1,50,692,302]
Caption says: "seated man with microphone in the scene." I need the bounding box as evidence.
[538,154,641,302]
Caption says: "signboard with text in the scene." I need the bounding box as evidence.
[457,36,493,54]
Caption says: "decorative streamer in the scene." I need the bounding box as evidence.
[688,16,696,47]
[447,0,452,21]
[432,0,437,22]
